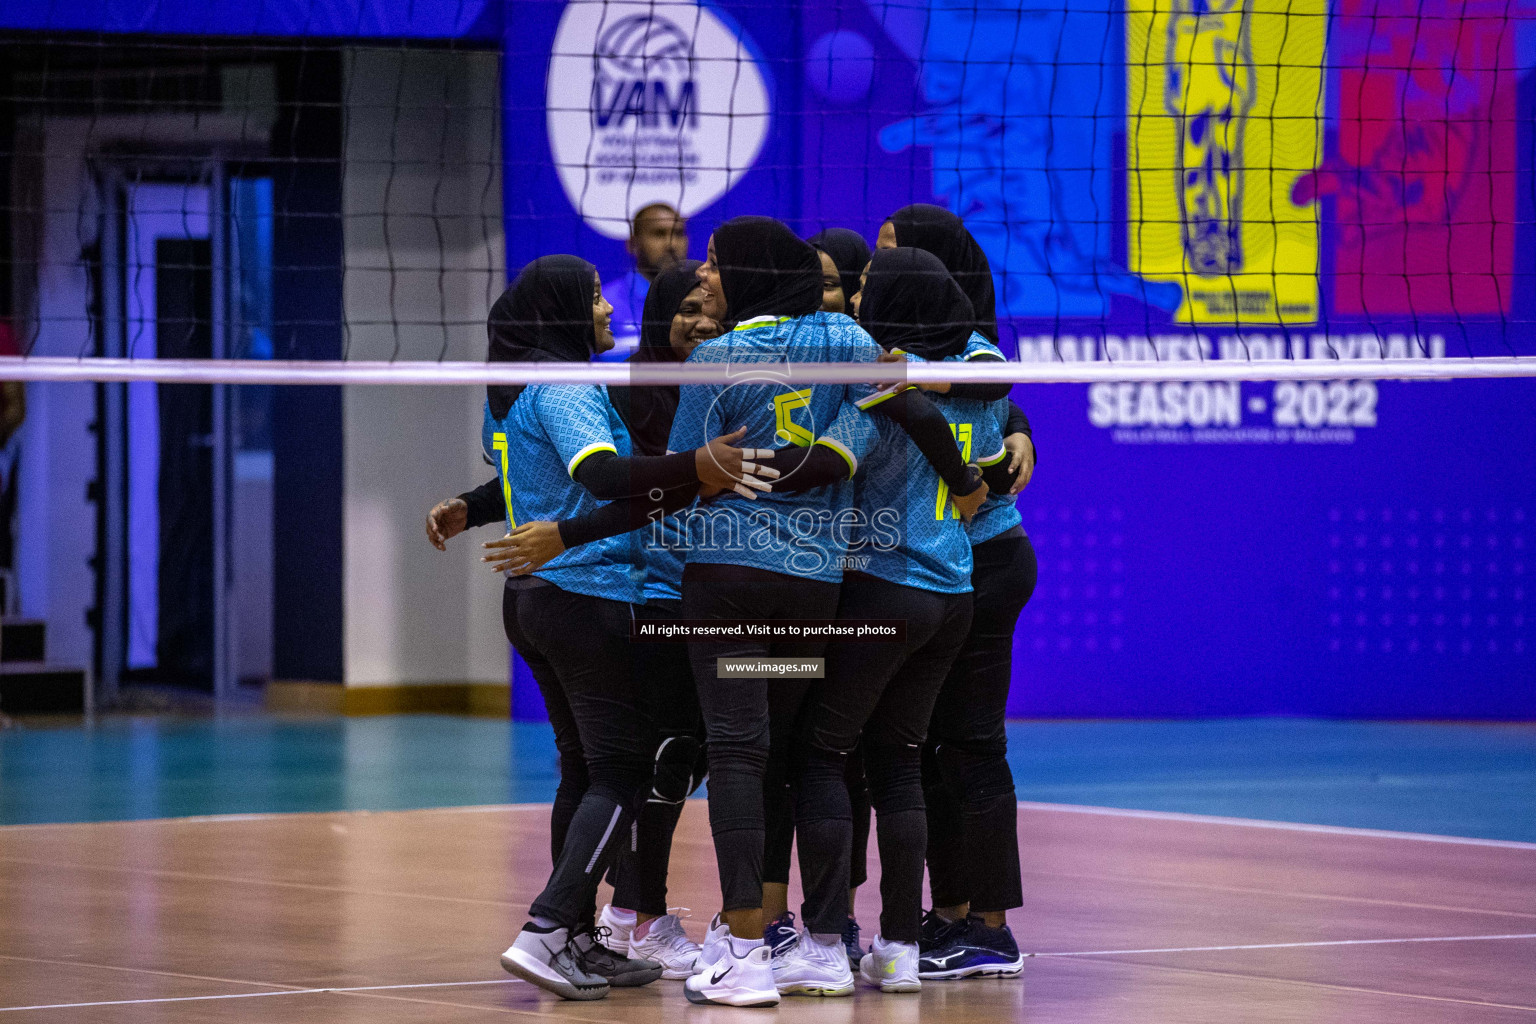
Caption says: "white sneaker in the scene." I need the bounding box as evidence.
[629,912,702,980]
[596,904,637,952]
[684,941,780,1007]
[691,913,732,977]
[499,922,609,1001]
[858,934,922,993]
[773,934,854,997]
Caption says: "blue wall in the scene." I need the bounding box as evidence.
[10,0,1535,717]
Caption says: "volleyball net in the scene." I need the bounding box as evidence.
[1,1,1534,388]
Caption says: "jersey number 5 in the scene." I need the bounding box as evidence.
[773,389,814,447]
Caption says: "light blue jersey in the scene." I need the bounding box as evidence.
[849,338,1007,593]
[667,312,882,582]
[640,515,686,602]
[955,334,1026,545]
[967,397,1026,545]
[482,386,645,604]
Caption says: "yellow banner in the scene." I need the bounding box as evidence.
[1127,0,1325,324]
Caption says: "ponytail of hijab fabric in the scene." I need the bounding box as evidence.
[888,204,998,345]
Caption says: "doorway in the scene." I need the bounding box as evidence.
[97,166,274,702]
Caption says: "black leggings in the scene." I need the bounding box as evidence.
[609,599,707,916]
[924,529,1038,912]
[764,744,872,895]
[502,582,651,929]
[681,563,840,915]
[795,574,973,942]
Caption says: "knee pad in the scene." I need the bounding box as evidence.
[650,734,704,806]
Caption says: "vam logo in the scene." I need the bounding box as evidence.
[548,0,771,240]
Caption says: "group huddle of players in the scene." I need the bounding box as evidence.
[426,205,1038,1007]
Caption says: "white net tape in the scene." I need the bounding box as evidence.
[3,355,1535,386]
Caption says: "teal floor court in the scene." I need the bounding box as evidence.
[3,716,1533,840]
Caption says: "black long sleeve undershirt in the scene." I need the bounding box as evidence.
[457,477,505,530]
[555,482,701,550]
[979,458,1016,496]
[943,353,1013,402]
[570,449,699,501]
[1005,399,1032,439]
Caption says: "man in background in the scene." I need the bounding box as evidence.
[599,203,689,361]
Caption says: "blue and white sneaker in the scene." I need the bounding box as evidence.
[764,911,800,960]
[841,916,865,970]
[917,918,1025,980]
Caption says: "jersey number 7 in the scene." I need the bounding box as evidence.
[492,432,517,528]
[934,423,973,520]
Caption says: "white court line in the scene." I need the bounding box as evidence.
[0,978,524,1013]
[1032,932,1536,957]
[1018,801,1536,851]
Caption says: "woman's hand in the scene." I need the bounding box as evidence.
[695,426,779,499]
[1003,433,1035,494]
[951,475,989,522]
[482,522,566,575]
[426,498,468,550]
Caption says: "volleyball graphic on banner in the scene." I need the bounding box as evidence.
[546,0,772,239]
[1126,0,1326,325]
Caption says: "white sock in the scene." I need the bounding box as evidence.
[809,933,842,948]
[608,906,638,923]
[530,915,561,930]
[728,934,763,957]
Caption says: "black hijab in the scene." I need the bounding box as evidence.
[808,228,871,308]
[888,204,998,344]
[635,259,704,362]
[612,259,703,455]
[486,254,598,419]
[857,247,975,361]
[713,216,822,323]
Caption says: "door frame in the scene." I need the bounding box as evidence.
[93,155,235,705]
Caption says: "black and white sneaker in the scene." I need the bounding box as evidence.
[500,922,609,1001]
[918,918,1026,980]
[572,926,664,987]
[918,908,971,953]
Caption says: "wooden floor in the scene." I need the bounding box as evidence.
[1,800,1533,1022]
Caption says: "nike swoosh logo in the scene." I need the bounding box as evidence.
[710,964,733,985]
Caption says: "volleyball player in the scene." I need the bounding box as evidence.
[808,227,871,316]
[758,226,877,970]
[669,217,990,1007]
[780,247,1017,995]
[880,204,1042,978]
[478,255,774,1001]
